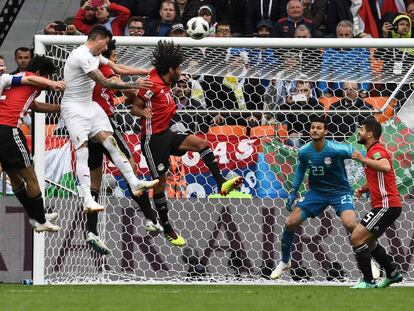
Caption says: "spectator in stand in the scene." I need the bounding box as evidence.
[318,20,371,97]
[146,0,176,36]
[175,0,203,25]
[171,74,205,133]
[245,0,288,36]
[328,82,373,141]
[277,80,323,147]
[204,0,247,36]
[74,0,130,35]
[302,0,327,36]
[293,25,322,79]
[168,22,187,37]
[198,5,217,36]
[275,0,316,38]
[125,16,145,36]
[68,0,97,27]
[43,21,81,35]
[10,47,32,74]
[325,0,352,37]
[407,3,414,36]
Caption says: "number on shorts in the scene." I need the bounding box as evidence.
[363,211,375,223]
[340,194,353,204]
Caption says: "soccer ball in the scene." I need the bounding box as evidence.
[186,16,209,40]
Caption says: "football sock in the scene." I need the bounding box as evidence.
[28,193,46,224]
[354,244,375,283]
[200,147,225,187]
[75,147,93,202]
[370,242,396,278]
[127,185,157,224]
[153,192,177,238]
[14,185,35,219]
[102,136,137,187]
[86,189,99,235]
[281,229,295,263]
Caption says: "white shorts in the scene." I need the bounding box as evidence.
[61,101,113,149]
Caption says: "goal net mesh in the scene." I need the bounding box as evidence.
[35,37,414,284]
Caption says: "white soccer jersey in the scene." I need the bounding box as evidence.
[61,45,108,107]
[0,74,15,97]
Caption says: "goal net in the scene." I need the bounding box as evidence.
[32,36,414,285]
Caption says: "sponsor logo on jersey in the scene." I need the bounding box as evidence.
[324,157,332,165]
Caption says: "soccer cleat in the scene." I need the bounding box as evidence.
[86,232,110,255]
[371,260,381,279]
[165,233,186,247]
[270,260,292,279]
[83,200,105,214]
[351,280,377,289]
[377,273,403,288]
[31,220,60,233]
[220,176,244,196]
[131,179,159,197]
[29,212,59,228]
[145,220,164,233]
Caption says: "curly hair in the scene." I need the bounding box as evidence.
[152,40,184,75]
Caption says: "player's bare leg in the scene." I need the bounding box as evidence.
[153,175,185,246]
[7,167,59,232]
[94,131,158,196]
[178,135,243,195]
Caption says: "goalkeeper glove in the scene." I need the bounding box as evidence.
[286,192,298,212]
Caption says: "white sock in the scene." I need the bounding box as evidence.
[102,136,138,187]
[75,147,93,202]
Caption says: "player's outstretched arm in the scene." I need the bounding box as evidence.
[31,101,60,113]
[22,76,66,91]
[351,150,391,172]
[87,69,152,90]
[106,60,150,76]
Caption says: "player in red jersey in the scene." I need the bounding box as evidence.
[351,117,403,288]
[0,56,65,232]
[85,40,162,254]
[131,41,243,246]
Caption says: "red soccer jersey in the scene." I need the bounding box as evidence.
[137,68,176,135]
[365,142,401,208]
[92,64,117,117]
[0,72,43,127]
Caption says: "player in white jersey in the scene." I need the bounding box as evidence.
[61,25,158,213]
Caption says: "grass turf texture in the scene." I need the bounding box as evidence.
[1,284,414,311]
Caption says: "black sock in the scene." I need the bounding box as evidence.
[370,242,396,278]
[153,192,176,238]
[127,185,157,224]
[354,244,374,283]
[200,147,225,187]
[14,185,35,218]
[86,189,99,235]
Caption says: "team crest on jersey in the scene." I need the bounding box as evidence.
[373,152,381,160]
[144,90,154,99]
[160,89,165,94]
[157,163,165,172]
[324,157,332,165]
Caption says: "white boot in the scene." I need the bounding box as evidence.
[130,179,159,197]
[270,260,292,280]
[145,219,164,233]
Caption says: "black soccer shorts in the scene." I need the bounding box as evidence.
[0,125,32,170]
[141,128,189,179]
[360,207,402,237]
[88,116,132,170]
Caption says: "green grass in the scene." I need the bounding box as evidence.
[1,284,414,311]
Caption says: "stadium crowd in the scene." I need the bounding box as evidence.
[5,0,414,146]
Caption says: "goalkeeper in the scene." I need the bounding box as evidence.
[271,116,378,279]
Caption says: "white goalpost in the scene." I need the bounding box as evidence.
[32,35,414,285]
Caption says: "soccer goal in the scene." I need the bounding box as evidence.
[32,35,414,285]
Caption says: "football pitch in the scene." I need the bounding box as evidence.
[1,284,414,311]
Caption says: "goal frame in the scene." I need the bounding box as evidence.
[32,35,414,285]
